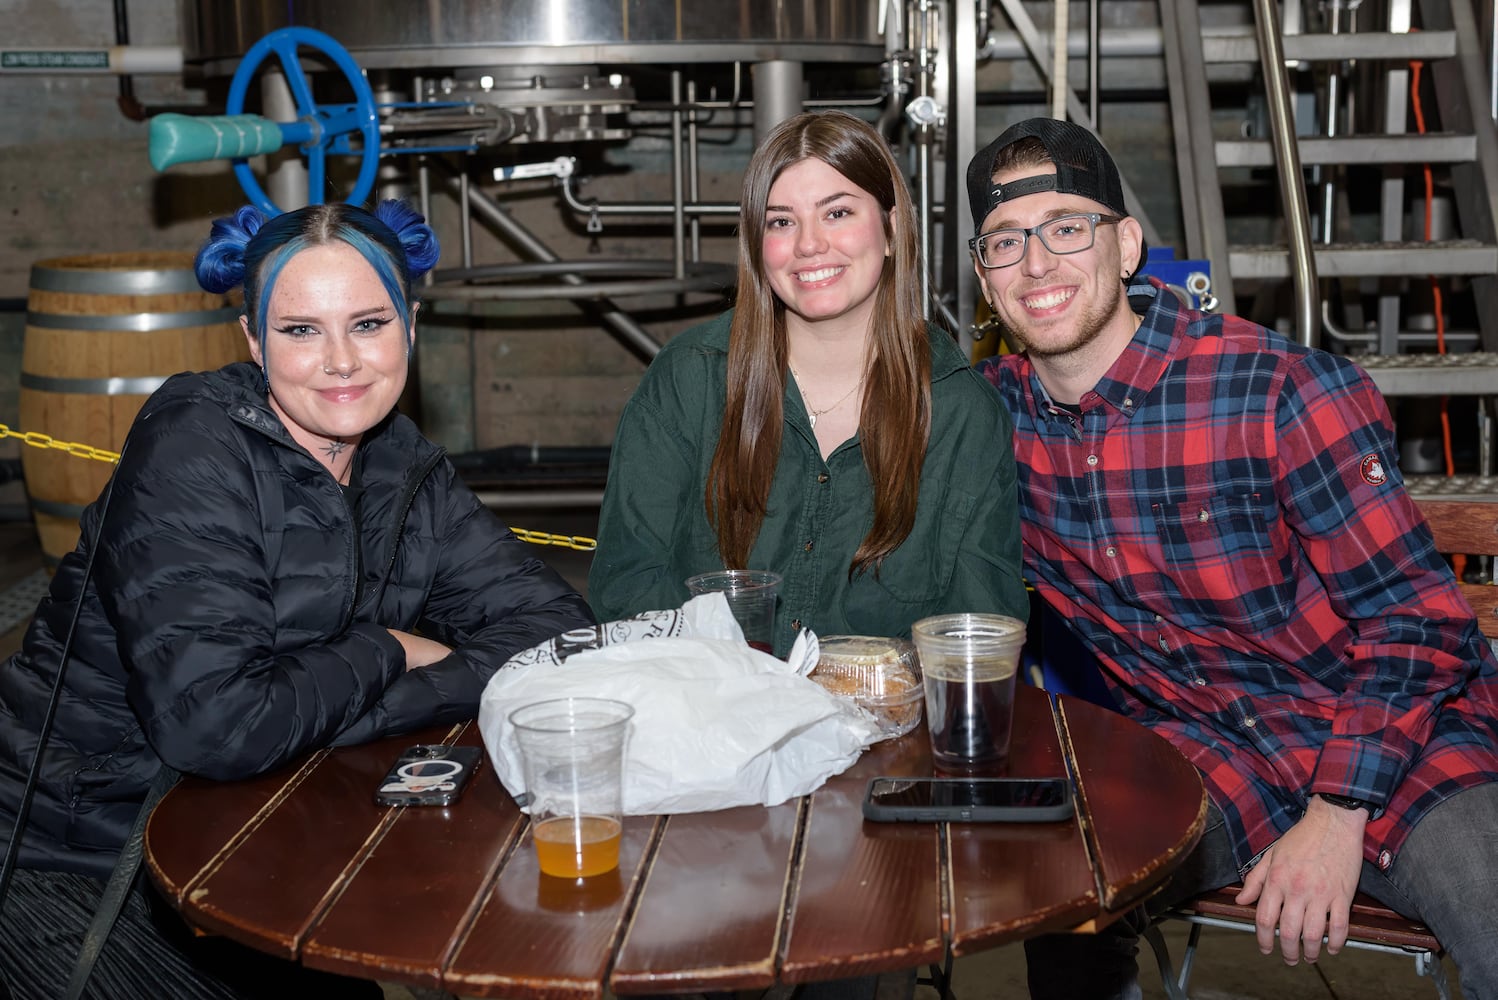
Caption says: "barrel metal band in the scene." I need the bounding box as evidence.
[30,265,208,295]
[25,306,240,332]
[20,372,170,395]
[28,497,88,519]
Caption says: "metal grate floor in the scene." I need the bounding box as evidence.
[0,569,48,639]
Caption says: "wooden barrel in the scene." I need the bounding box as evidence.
[20,251,250,569]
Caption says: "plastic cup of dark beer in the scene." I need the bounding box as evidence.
[684,569,782,654]
[911,613,1027,771]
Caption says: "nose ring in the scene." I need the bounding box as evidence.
[323,365,352,379]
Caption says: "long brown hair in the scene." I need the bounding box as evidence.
[707,110,931,577]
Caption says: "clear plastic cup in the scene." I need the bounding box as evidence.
[911,613,1027,772]
[509,697,634,879]
[684,569,783,653]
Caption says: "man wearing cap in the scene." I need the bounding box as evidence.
[968,117,1498,998]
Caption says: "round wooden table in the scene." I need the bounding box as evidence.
[145,683,1206,998]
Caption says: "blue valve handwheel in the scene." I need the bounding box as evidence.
[224,27,379,215]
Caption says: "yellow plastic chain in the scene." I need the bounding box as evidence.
[0,423,122,464]
[0,423,598,551]
[509,529,599,552]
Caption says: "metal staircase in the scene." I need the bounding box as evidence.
[1159,0,1498,425]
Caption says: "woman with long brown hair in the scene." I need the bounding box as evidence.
[591,110,1026,655]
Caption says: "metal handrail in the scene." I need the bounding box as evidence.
[1252,0,1321,346]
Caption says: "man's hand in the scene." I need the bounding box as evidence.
[1234,796,1367,964]
[386,628,453,670]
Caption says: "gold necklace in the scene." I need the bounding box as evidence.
[789,364,864,429]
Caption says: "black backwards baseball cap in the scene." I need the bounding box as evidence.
[966,117,1146,273]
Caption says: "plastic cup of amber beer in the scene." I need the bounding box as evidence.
[509,697,634,878]
[911,613,1027,772]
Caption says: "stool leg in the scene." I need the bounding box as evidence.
[915,948,954,1000]
[1140,923,1191,1000]
[1414,949,1452,1000]
[1177,921,1203,990]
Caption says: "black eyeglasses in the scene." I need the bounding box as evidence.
[969,212,1123,269]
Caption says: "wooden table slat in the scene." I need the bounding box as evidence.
[947,687,1099,954]
[443,813,659,1000]
[610,803,799,994]
[779,736,944,983]
[146,755,321,904]
[301,726,525,987]
[174,729,439,957]
[1058,696,1208,911]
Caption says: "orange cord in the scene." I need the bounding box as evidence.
[1410,59,1466,577]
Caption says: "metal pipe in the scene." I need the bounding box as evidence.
[671,71,687,281]
[752,60,804,141]
[687,80,702,261]
[981,26,1167,59]
[1051,0,1070,119]
[912,0,937,320]
[459,171,473,269]
[417,159,433,288]
[1318,0,1347,245]
[1320,299,1375,343]
[415,78,434,290]
[918,137,934,320]
[435,163,662,359]
[261,68,309,212]
[559,176,738,218]
[634,93,911,112]
[1253,0,1320,345]
[111,0,142,118]
[0,45,182,74]
[1089,0,1101,126]
[953,0,981,354]
[475,489,605,509]
[1492,0,1498,121]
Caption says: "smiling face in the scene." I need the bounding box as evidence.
[761,157,891,337]
[972,163,1142,363]
[245,242,413,459]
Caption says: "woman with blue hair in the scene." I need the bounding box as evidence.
[0,201,594,997]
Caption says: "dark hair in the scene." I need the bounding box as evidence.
[989,136,1053,183]
[194,201,440,363]
[707,110,931,577]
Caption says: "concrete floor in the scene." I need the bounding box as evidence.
[0,494,1462,1000]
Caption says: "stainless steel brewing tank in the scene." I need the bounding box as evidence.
[181,0,885,72]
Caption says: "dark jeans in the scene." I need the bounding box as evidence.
[1024,783,1498,1000]
[0,868,382,1000]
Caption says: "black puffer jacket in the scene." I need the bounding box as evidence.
[0,362,595,876]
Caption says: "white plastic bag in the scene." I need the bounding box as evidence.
[477,594,883,814]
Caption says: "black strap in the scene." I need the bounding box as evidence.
[63,763,179,1000]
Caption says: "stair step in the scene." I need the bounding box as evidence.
[1230,240,1498,278]
[1203,29,1457,64]
[1404,474,1498,501]
[1217,133,1475,168]
[1356,351,1498,396]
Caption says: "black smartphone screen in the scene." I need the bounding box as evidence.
[862,777,1074,822]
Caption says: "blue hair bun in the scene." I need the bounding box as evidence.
[374,200,441,281]
[194,205,267,293]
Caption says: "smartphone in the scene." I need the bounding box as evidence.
[862,776,1074,823]
[375,744,483,807]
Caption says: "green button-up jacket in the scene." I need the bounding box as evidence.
[590,310,1028,656]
